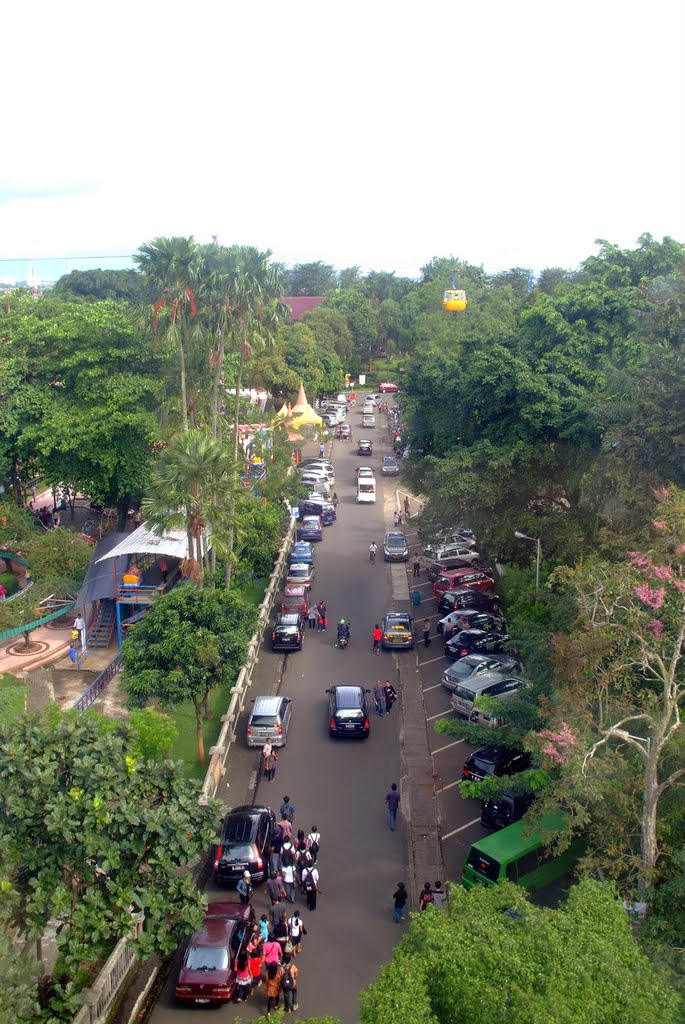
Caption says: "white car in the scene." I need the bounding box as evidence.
[286,562,315,587]
[362,414,376,428]
[357,467,374,479]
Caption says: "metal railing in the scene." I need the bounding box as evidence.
[0,602,75,641]
[72,655,123,713]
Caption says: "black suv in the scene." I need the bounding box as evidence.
[437,587,503,616]
[462,745,533,784]
[480,790,536,830]
[326,685,370,738]
[271,613,306,652]
[213,805,276,885]
[444,629,520,663]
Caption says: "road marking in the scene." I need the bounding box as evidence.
[418,655,445,666]
[432,739,464,754]
[442,817,481,840]
[436,779,462,793]
[427,708,454,722]
[422,682,444,693]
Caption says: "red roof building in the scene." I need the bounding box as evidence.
[283,296,327,321]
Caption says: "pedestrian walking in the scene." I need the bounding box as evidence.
[263,748,279,782]
[412,553,421,578]
[259,914,270,943]
[419,882,435,911]
[280,796,296,821]
[404,495,411,517]
[280,953,299,1013]
[73,613,86,649]
[288,910,307,955]
[386,783,401,831]
[273,910,290,952]
[266,871,286,910]
[373,680,385,716]
[393,882,408,924]
[317,600,327,631]
[301,864,320,911]
[372,623,382,654]
[306,826,320,864]
[265,961,284,1015]
[423,618,431,647]
[278,813,293,840]
[432,881,447,908]
[307,603,318,629]
[263,932,283,966]
[281,859,296,903]
[233,951,252,1002]
[384,680,397,713]
[237,870,253,904]
[296,844,313,882]
[247,930,264,989]
[319,442,325,457]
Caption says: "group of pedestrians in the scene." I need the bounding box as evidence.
[392,880,446,923]
[307,599,328,631]
[372,679,397,716]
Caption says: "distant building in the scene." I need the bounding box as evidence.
[282,296,327,321]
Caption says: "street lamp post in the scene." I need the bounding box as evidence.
[514,531,541,593]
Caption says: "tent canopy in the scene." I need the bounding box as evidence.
[95,524,207,564]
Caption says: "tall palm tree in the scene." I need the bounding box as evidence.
[134,237,204,433]
[141,430,238,585]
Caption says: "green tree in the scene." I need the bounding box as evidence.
[53,268,145,304]
[0,710,219,972]
[301,305,355,368]
[360,880,682,1024]
[288,261,336,296]
[121,584,256,763]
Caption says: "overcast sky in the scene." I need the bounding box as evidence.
[1,0,683,283]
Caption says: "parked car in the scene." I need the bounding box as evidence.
[286,562,316,587]
[381,612,414,650]
[422,541,478,565]
[297,516,323,542]
[288,541,314,566]
[357,466,374,479]
[299,475,331,498]
[362,414,376,428]
[300,459,334,473]
[300,465,335,486]
[379,381,399,393]
[298,499,336,525]
[280,585,309,615]
[437,609,506,635]
[213,805,276,885]
[441,654,516,693]
[383,531,409,562]
[462,744,533,784]
[271,612,306,652]
[326,685,370,738]
[175,902,255,1004]
[425,554,482,580]
[381,456,399,476]
[437,588,503,616]
[246,695,293,747]
[449,670,531,722]
[480,789,536,830]
[357,439,373,456]
[432,568,495,599]
[444,629,520,663]
[336,423,352,440]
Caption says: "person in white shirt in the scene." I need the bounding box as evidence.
[73,614,86,649]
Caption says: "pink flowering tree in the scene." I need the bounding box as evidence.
[550,487,685,893]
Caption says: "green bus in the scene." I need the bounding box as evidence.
[462,811,584,891]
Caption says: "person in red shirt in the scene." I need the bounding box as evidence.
[372,624,383,654]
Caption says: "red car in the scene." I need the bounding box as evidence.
[280,584,310,615]
[175,902,254,1005]
[379,381,399,393]
[432,567,495,600]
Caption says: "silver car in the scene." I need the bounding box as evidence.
[381,456,400,476]
[450,672,531,724]
[246,695,293,747]
[441,654,514,693]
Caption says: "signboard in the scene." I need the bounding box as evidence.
[358,374,366,385]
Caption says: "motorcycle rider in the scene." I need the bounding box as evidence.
[337,619,351,645]
[369,541,378,564]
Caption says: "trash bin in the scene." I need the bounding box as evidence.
[411,590,421,607]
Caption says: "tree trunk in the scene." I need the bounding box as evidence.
[194,699,205,766]
[639,753,660,892]
[210,337,225,440]
[179,335,189,433]
[225,346,245,590]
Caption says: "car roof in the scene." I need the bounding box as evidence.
[276,613,301,624]
[469,743,517,761]
[331,685,364,705]
[385,532,407,542]
[288,562,311,570]
[252,695,285,713]
[385,612,411,623]
[284,585,307,595]
[301,516,321,524]
[382,455,397,462]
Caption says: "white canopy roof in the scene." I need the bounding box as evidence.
[95,524,205,564]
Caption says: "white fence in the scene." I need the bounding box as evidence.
[67,520,295,1024]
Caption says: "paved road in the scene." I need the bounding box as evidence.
[148,413,408,1024]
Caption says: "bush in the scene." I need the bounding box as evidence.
[0,572,19,596]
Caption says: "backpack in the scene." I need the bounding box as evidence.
[307,834,320,857]
[281,966,295,991]
[420,890,434,910]
[281,844,294,867]
[303,870,316,893]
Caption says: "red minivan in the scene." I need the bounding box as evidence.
[432,567,495,600]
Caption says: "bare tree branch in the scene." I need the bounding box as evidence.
[581,715,653,773]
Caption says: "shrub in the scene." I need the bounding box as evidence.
[0,572,19,596]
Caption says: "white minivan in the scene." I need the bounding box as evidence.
[356,477,377,503]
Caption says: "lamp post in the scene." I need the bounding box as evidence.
[514,531,541,593]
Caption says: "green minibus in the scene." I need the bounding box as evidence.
[462,811,584,891]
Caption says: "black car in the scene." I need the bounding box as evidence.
[383,531,409,562]
[444,629,520,663]
[437,609,506,635]
[356,439,373,456]
[213,805,276,885]
[480,790,536,830]
[462,745,533,784]
[271,613,306,652]
[437,587,503,616]
[326,685,370,738]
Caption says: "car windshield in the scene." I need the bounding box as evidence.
[276,626,298,635]
[470,754,498,773]
[451,661,478,678]
[250,715,278,727]
[454,685,477,701]
[186,946,229,971]
[336,709,363,719]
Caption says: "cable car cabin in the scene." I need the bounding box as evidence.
[443,288,467,312]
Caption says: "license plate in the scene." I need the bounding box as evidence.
[195,999,210,1004]
[345,724,356,730]
[232,864,247,871]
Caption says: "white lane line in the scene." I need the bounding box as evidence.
[436,779,462,793]
[432,739,464,754]
[442,817,482,840]
[427,709,454,722]
[417,655,445,666]
[407,580,434,588]
[422,682,444,693]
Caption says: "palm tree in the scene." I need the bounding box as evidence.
[141,430,239,585]
[134,237,204,433]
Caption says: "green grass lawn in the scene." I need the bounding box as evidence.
[0,672,28,726]
[168,577,267,781]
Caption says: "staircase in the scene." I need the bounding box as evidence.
[87,600,115,648]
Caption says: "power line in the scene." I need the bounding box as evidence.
[0,254,134,263]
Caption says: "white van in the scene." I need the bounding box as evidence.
[356,478,377,504]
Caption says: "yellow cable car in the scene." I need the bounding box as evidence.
[443,272,467,312]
